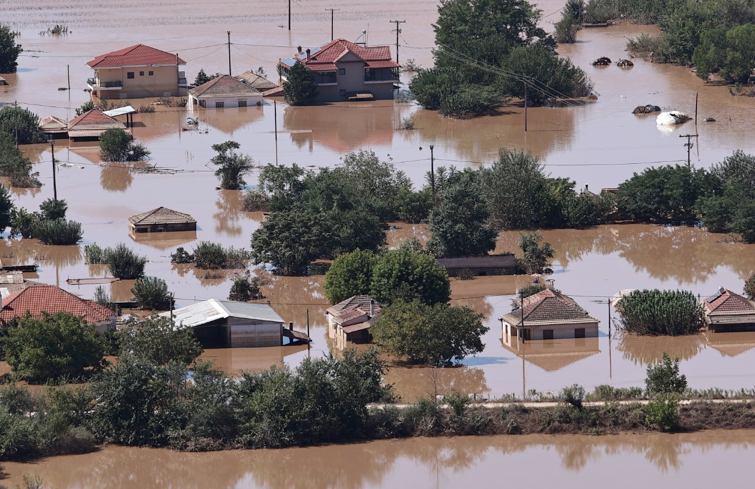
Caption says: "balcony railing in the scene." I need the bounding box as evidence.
[87,78,122,88]
[364,68,399,83]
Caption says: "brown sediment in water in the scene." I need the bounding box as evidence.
[2,428,755,488]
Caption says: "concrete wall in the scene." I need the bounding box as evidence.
[190,94,263,109]
[502,321,599,347]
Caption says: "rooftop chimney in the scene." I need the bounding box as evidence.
[585,184,589,192]
[297,45,302,53]
[306,49,311,60]
[289,322,293,331]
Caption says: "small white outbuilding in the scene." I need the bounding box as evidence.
[188,75,263,109]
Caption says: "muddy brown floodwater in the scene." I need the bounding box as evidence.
[2,430,754,488]
[1,0,755,454]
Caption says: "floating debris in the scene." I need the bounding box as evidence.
[656,111,692,125]
[617,58,634,68]
[704,117,716,122]
[632,104,662,115]
[592,57,612,66]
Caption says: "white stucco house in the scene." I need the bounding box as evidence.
[188,75,263,109]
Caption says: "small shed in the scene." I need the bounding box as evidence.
[326,295,382,349]
[437,255,517,277]
[67,109,127,140]
[500,289,599,343]
[161,299,309,348]
[189,75,263,109]
[128,207,197,234]
[703,287,755,332]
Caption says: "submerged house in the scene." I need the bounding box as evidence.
[500,289,599,344]
[703,287,755,332]
[87,44,187,99]
[39,115,68,138]
[67,109,127,140]
[437,255,517,278]
[162,299,309,348]
[278,39,400,102]
[326,295,382,349]
[188,75,263,109]
[235,71,279,92]
[0,284,116,332]
[128,207,197,235]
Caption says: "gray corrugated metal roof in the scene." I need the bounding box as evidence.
[161,299,284,328]
[218,300,284,323]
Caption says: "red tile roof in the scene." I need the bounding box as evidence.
[88,44,185,69]
[0,284,116,324]
[128,207,196,226]
[326,295,382,326]
[292,39,399,71]
[705,288,755,314]
[68,109,125,130]
[500,289,598,326]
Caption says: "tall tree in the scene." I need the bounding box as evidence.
[0,24,22,73]
[210,140,254,190]
[283,61,319,106]
[519,231,554,274]
[370,249,451,305]
[0,106,45,144]
[324,249,378,304]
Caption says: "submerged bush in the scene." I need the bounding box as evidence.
[228,272,265,302]
[241,189,270,212]
[106,243,147,279]
[32,219,83,245]
[193,241,248,269]
[131,277,172,311]
[646,353,688,395]
[617,289,704,336]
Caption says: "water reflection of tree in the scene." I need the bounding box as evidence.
[616,331,705,365]
[213,189,244,236]
[261,274,329,327]
[100,164,134,192]
[385,365,490,402]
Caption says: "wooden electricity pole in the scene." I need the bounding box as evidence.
[50,140,58,200]
[326,8,340,41]
[679,133,699,167]
[389,20,406,64]
[227,31,232,76]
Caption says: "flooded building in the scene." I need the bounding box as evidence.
[128,207,197,235]
[326,295,382,349]
[67,109,127,140]
[235,71,279,92]
[279,39,400,102]
[0,284,116,332]
[188,75,263,109]
[703,287,755,332]
[437,255,517,277]
[87,44,187,99]
[38,115,68,138]
[162,299,308,348]
[500,289,599,344]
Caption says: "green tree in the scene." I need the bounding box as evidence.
[0,183,14,232]
[519,231,554,274]
[283,60,319,106]
[694,24,755,83]
[2,312,105,383]
[210,140,254,190]
[258,163,307,211]
[131,277,172,311]
[39,198,67,221]
[617,289,704,336]
[0,106,45,144]
[645,353,688,395]
[324,249,378,304]
[744,272,755,300]
[370,249,451,305]
[193,68,220,86]
[117,315,202,366]
[99,128,150,162]
[251,210,328,275]
[106,243,147,279]
[371,300,488,365]
[228,271,265,302]
[427,174,496,257]
[0,25,22,74]
[732,199,755,243]
[0,131,42,188]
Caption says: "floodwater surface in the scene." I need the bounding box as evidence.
[2,430,754,488]
[1,2,755,400]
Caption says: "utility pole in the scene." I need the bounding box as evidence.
[50,140,58,200]
[14,100,18,148]
[288,0,291,31]
[695,92,699,124]
[67,64,70,91]
[679,133,698,167]
[274,100,279,165]
[524,82,528,132]
[389,20,406,64]
[430,144,435,196]
[326,8,339,41]
[227,31,232,76]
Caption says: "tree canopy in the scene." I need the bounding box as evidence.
[283,60,319,106]
[324,249,378,304]
[0,106,45,144]
[370,249,451,305]
[371,300,488,365]
[0,25,22,74]
[99,128,150,162]
[693,24,755,83]
[210,140,254,190]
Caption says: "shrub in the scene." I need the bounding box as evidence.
[93,285,114,310]
[39,199,67,220]
[2,312,105,383]
[0,106,45,144]
[519,231,555,274]
[193,241,248,269]
[745,272,755,300]
[210,141,254,190]
[282,60,319,106]
[106,243,147,279]
[170,246,194,264]
[228,272,265,302]
[84,243,108,264]
[117,316,202,366]
[32,219,83,245]
[646,353,688,395]
[131,277,172,311]
[643,396,680,432]
[99,128,150,162]
[554,11,580,44]
[560,384,586,410]
[241,189,270,212]
[617,289,704,336]
[0,405,38,459]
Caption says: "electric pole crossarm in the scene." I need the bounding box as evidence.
[389,20,406,64]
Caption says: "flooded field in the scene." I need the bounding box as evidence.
[3,429,754,488]
[1,1,755,403]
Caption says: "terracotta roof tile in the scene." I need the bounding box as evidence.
[705,288,755,314]
[88,44,185,68]
[128,207,196,226]
[0,284,115,324]
[289,39,397,71]
[68,109,125,131]
[189,75,262,97]
[500,289,597,326]
[326,295,382,324]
